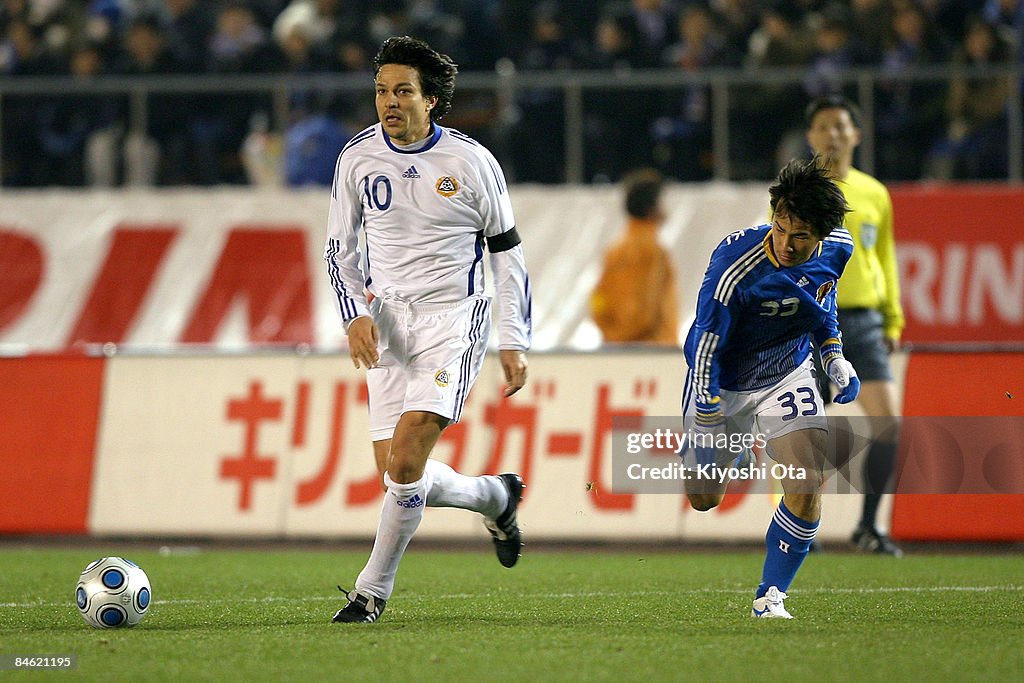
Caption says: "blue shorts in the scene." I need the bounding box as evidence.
[837,308,894,383]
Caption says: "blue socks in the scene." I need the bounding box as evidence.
[756,500,819,599]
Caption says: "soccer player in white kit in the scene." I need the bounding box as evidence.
[324,36,532,623]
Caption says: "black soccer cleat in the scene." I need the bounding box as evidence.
[851,526,904,558]
[331,587,387,623]
[484,473,524,568]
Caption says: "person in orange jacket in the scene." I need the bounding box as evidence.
[590,168,680,345]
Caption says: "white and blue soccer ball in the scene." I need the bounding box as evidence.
[75,557,152,628]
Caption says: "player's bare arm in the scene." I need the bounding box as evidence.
[347,316,379,369]
[499,349,527,397]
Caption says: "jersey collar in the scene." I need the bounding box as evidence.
[383,123,442,154]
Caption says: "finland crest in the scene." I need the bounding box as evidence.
[434,369,451,387]
[435,176,459,197]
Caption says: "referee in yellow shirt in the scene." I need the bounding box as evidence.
[805,95,904,556]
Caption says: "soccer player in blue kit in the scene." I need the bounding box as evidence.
[680,157,859,618]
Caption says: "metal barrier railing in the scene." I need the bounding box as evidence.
[1,63,1020,184]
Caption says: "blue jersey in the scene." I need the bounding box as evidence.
[684,224,854,402]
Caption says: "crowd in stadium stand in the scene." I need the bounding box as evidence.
[1,0,1021,186]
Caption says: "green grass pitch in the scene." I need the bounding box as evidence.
[1,545,1022,681]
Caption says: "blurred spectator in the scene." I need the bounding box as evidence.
[208,3,284,74]
[804,7,864,100]
[582,3,655,181]
[241,110,282,185]
[927,15,1014,180]
[454,0,504,71]
[509,1,579,183]
[367,0,464,65]
[276,19,331,120]
[282,107,352,186]
[273,0,368,72]
[1,18,60,185]
[744,2,812,70]
[263,10,356,189]
[733,2,812,179]
[84,0,127,63]
[652,4,733,181]
[983,0,1024,59]
[590,167,679,345]
[709,0,760,59]
[0,16,57,75]
[874,0,951,180]
[848,0,891,62]
[585,3,640,71]
[274,0,339,50]
[37,41,121,186]
[628,0,678,68]
[929,0,977,46]
[113,16,191,185]
[193,2,284,184]
[160,0,216,72]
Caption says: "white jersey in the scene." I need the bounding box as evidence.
[325,123,531,350]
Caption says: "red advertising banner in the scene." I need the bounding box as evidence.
[892,352,1024,541]
[892,185,1024,345]
[0,355,104,533]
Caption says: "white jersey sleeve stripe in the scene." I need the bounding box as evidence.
[719,252,768,305]
[693,330,721,403]
[713,243,763,304]
[485,155,506,194]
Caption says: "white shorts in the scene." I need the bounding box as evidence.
[682,357,827,463]
[367,295,491,441]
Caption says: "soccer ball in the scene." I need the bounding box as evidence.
[75,557,152,628]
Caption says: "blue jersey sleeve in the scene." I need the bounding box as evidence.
[811,282,840,348]
[685,229,762,405]
[812,231,854,364]
[689,273,732,406]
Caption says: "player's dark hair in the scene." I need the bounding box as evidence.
[804,94,862,129]
[769,156,849,239]
[623,168,663,219]
[373,36,458,121]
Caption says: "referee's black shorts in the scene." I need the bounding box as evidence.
[815,308,894,399]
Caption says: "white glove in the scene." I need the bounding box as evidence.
[826,358,860,404]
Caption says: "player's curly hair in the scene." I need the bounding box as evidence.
[373,36,458,121]
[769,156,850,239]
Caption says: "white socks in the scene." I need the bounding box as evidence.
[354,473,425,601]
[354,461,509,600]
[423,459,507,519]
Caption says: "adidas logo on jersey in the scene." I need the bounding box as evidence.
[797,276,810,287]
[402,165,420,178]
